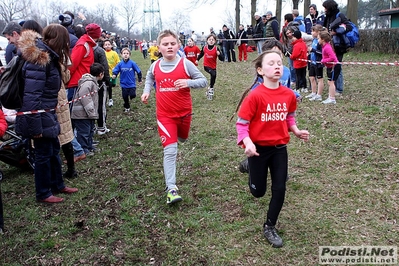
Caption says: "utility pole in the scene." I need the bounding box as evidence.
[143,0,162,41]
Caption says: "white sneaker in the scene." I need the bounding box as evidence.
[108,99,113,107]
[207,88,214,100]
[97,127,110,135]
[322,98,336,104]
[301,88,309,93]
[124,108,130,112]
[305,92,316,99]
[309,94,322,101]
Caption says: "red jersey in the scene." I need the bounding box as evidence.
[184,45,201,65]
[238,84,297,146]
[153,58,192,118]
[203,45,217,69]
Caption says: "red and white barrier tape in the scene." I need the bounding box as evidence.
[296,58,399,66]
[5,90,97,117]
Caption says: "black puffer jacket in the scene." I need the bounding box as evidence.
[93,44,110,86]
[15,30,61,138]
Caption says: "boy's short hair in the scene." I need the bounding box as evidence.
[121,47,130,54]
[90,62,104,77]
[156,29,179,45]
[261,39,283,52]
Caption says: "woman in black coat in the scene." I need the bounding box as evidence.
[16,25,78,203]
[322,0,350,94]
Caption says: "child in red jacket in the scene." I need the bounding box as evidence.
[290,30,308,92]
[0,109,7,137]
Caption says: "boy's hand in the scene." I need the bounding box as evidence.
[112,75,116,79]
[174,79,188,89]
[141,93,150,104]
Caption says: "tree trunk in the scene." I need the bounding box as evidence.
[276,0,282,28]
[292,0,300,9]
[251,0,256,28]
[347,0,359,25]
[236,0,240,34]
[303,0,311,19]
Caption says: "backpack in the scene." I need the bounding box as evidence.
[336,12,359,48]
[0,55,26,109]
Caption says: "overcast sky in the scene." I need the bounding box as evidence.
[83,0,346,34]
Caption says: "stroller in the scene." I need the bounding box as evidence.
[0,125,34,233]
[0,125,35,170]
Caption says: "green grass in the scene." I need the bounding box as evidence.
[0,49,399,265]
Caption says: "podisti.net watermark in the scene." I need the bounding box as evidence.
[319,246,397,265]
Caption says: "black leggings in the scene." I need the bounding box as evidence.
[295,67,307,89]
[204,66,217,88]
[97,82,107,128]
[248,144,288,226]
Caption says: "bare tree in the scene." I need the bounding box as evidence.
[235,0,240,33]
[303,0,310,18]
[276,0,282,30]
[0,0,32,23]
[163,9,190,34]
[347,0,358,25]
[117,0,142,37]
[292,0,301,9]
[90,4,119,32]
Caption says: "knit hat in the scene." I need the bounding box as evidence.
[59,12,74,27]
[85,23,102,39]
[254,12,261,17]
[266,11,273,16]
[293,30,302,39]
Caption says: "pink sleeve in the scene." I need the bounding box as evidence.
[286,113,296,129]
[236,122,249,145]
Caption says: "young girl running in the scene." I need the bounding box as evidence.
[103,39,120,107]
[184,37,201,65]
[236,51,309,247]
[318,31,338,104]
[196,34,223,100]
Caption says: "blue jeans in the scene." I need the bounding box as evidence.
[256,40,265,54]
[335,71,344,93]
[222,45,227,61]
[288,58,297,83]
[33,137,65,200]
[71,136,85,157]
[67,87,77,102]
[73,119,95,154]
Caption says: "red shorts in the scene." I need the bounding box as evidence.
[157,115,192,147]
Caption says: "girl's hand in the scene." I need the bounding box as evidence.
[141,93,150,104]
[295,130,310,141]
[242,137,259,157]
[244,142,259,157]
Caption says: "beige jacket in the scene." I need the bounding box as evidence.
[56,66,74,146]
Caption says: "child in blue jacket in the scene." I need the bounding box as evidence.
[112,48,143,112]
